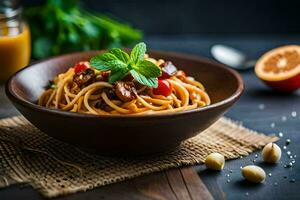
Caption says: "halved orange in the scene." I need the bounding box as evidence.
[255,45,300,92]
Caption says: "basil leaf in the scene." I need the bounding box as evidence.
[130,42,146,64]
[134,60,161,78]
[130,70,158,88]
[108,68,129,84]
[109,48,130,63]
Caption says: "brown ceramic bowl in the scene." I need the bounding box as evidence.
[6,50,243,155]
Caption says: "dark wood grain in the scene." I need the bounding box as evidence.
[180,167,214,200]
[164,167,213,200]
[58,167,212,200]
[165,169,191,199]
[196,166,226,200]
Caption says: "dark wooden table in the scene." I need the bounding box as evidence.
[0,35,299,200]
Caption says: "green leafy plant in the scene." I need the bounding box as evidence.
[25,0,142,59]
[90,42,161,88]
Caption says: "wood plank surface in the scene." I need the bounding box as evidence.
[56,167,213,200]
[180,167,214,200]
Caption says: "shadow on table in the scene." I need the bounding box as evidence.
[254,160,281,169]
[196,166,223,178]
[233,179,264,189]
[248,88,300,99]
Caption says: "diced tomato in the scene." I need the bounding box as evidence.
[74,61,90,73]
[160,71,171,79]
[101,71,110,81]
[152,79,173,97]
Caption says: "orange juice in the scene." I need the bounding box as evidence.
[0,24,31,82]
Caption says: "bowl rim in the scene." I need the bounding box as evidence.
[6,50,244,119]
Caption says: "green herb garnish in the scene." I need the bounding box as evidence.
[25,0,142,59]
[90,42,161,88]
[47,81,57,89]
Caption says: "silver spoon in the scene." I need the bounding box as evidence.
[211,44,256,70]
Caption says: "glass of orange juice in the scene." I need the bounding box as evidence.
[0,0,31,82]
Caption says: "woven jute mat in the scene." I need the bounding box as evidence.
[0,116,278,198]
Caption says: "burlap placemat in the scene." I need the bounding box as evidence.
[0,116,278,198]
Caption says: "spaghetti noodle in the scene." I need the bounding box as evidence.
[38,55,211,115]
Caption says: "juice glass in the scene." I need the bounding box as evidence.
[0,1,31,82]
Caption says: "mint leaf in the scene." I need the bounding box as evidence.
[130,70,158,88]
[134,60,161,78]
[90,53,128,72]
[90,53,118,71]
[90,43,161,87]
[109,68,129,84]
[130,42,146,64]
[109,48,129,63]
[107,60,128,70]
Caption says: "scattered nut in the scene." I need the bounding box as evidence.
[261,143,281,163]
[242,165,266,183]
[205,153,225,170]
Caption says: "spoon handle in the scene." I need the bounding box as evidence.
[243,60,257,69]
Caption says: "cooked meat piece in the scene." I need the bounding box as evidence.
[102,88,117,99]
[95,100,113,112]
[160,61,177,76]
[95,100,107,110]
[134,81,147,93]
[73,68,96,88]
[96,88,117,111]
[114,81,137,102]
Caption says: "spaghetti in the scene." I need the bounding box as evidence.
[38,55,211,115]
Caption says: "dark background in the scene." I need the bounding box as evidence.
[23,0,300,35]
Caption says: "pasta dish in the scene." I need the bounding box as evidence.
[38,42,211,115]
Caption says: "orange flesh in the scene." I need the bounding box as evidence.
[264,50,300,74]
[255,45,300,81]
